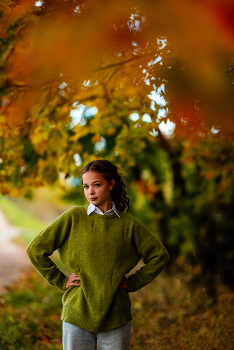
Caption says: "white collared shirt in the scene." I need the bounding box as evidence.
[87,201,120,217]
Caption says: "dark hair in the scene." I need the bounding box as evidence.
[80,160,130,213]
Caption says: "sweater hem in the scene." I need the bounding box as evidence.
[61,304,132,332]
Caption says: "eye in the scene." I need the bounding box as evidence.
[95,184,100,187]
[83,186,88,189]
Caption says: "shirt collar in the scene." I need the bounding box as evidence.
[87,201,120,217]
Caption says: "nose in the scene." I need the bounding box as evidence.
[88,186,95,195]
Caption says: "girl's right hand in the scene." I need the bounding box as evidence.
[118,277,127,289]
[65,273,81,290]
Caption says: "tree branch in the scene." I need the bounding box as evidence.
[2,51,159,91]
[89,52,157,72]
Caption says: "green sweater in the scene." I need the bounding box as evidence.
[26,206,170,332]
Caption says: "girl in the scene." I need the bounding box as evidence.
[26,159,170,350]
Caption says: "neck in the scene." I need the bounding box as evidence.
[96,200,112,214]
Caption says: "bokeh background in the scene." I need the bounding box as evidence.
[1,0,234,349]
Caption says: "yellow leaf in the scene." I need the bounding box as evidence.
[0,0,13,12]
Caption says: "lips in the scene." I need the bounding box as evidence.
[90,198,98,201]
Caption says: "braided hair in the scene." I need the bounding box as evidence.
[80,160,130,213]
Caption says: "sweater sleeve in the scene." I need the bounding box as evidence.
[26,208,75,291]
[126,218,170,293]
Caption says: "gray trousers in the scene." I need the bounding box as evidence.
[62,321,131,350]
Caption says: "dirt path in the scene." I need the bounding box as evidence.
[0,209,32,294]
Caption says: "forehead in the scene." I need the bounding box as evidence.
[82,171,104,184]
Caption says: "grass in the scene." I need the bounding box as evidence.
[0,195,46,230]
[130,273,234,350]
[0,195,48,247]
[0,254,70,350]
[0,191,73,246]
[0,266,234,350]
[0,269,63,350]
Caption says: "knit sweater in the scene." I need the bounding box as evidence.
[26,206,170,332]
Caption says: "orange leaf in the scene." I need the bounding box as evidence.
[0,25,8,38]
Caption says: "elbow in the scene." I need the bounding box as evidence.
[26,245,30,257]
[26,243,32,257]
[26,243,35,263]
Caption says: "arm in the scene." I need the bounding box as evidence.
[26,208,75,291]
[126,219,170,293]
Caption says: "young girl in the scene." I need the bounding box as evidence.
[26,159,170,350]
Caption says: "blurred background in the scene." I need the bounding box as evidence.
[0,0,234,349]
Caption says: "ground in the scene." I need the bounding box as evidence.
[0,209,32,294]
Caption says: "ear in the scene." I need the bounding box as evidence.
[109,179,115,190]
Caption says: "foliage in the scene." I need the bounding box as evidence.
[0,0,233,129]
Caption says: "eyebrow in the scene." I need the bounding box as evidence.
[83,181,101,185]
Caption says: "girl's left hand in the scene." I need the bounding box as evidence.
[118,277,127,289]
[65,273,81,290]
